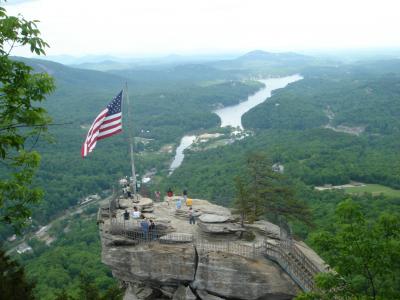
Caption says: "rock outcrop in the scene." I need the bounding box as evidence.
[193,251,299,299]
[99,196,326,300]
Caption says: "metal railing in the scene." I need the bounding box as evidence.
[264,238,319,291]
[103,212,323,292]
[196,240,265,260]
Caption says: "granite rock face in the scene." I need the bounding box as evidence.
[197,221,244,234]
[173,285,197,300]
[99,197,323,300]
[193,251,299,300]
[102,233,196,285]
[198,214,231,223]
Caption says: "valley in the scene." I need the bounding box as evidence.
[2,1,400,299]
[2,51,400,299]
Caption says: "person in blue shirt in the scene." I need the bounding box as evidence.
[176,198,182,210]
[140,216,149,239]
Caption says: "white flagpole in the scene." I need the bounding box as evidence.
[124,82,137,199]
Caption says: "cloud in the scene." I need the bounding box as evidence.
[5,0,400,56]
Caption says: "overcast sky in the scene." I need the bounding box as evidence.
[4,0,400,57]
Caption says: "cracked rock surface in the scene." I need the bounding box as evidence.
[100,197,314,300]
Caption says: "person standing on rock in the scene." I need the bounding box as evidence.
[140,216,149,240]
[183,189,188,202]
[188,207,195,225]
[123,209,130,230]
[155,190,161,202]
[186,197,193,208]
[167,188,173,197]
[176,198,182,210]
[123,209,130,220]
[149,219,156,240]
[132,206,141,219]
[166,188,173,206]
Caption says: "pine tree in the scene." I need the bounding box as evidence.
[242,152,311,224]
[233,176,251,226]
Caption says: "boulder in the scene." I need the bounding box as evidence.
[159,233,193,244]
[160,286,177,298]
[99,197,324,300]
[191,200,231,217]
[197,290,225,300]
[136,286,155,299]
[199,214,230,223]
[173,285,197,300]
[123,284,139,300]
[245,220,281,239]
[197,222,245,234]
[193,251,299,300]
[138,197,153,205]
[102,234,196,285]
[123,283,159,300]
[119,197,154,211]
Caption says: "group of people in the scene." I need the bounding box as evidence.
[122,206,156,239]
[120,187,196,243]
[120,176,142,200]
[120,177,133,198]
[166,188,196,225]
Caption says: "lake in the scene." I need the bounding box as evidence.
[214,75,303,129]
[169,75,302,173]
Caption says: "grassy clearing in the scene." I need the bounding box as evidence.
[344,184,400,198]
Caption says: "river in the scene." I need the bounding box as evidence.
[168,135,197,175]
[168,75,302,173]
[214,74,302,129]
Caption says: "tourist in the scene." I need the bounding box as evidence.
[186,197,193,207]
[167,187,173,198]
[149,219,156,240]
[176,198,182,210]
[132,206,141,219]
[183,189,188,202]
[189,207,195,225]
[155,190,161,202]
[123,209,130,221]
[166,187,173,206]
[149,219,155,231]
[140,216,149,239]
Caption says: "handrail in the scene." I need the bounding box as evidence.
[264,239,319,291]
[106,217,322,292]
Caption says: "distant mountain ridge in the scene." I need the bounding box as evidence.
[238,50,311,61]
[39,50,317,73]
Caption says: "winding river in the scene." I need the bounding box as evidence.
[168,135,197,175]
[214,74,303,129]
[168,75,303,173]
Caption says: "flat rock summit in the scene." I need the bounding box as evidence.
[98,195,327,300]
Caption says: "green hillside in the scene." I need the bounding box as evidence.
[4,54,400,299]
[2,57,264,236]
[242,64,400,134]
[163,59,400,208]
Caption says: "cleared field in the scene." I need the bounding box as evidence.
[344,184,400,198]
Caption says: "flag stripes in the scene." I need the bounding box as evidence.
[81,91,123,158]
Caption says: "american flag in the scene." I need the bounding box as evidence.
[81,91,123,158]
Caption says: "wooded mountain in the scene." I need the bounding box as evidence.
[4,52,400,299]
[2,55,264,237]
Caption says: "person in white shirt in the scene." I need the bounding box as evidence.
[132,206,141,219]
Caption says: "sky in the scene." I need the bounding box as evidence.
[4,0,400,57]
